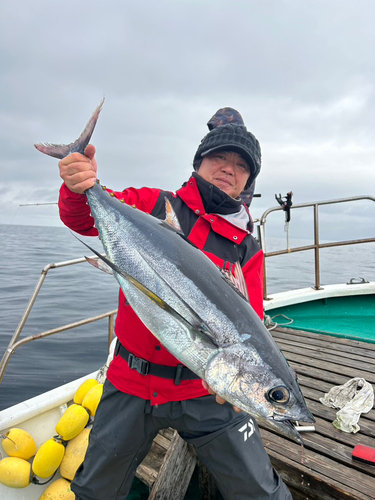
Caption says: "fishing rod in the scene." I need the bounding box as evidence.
[19,203,58,206]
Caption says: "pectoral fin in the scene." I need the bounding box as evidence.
[220,262,249,301]
[85,256,113,275]
[164,197,182,231]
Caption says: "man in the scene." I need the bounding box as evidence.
[58,108,292,500]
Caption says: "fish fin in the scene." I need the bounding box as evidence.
[85,256,114,275]
[220,262,249,301]
[232,262,249,301]
[34,98,105,159]
[74,234,219,348]
[164,197,182,232]
[138,250,220,346]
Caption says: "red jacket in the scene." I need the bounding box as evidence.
[59,176,264,405]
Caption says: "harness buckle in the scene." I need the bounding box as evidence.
[128,353,149,376]
[174,364,184,386]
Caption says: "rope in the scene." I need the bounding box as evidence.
[31,470,57,486]
[264,314,294,331]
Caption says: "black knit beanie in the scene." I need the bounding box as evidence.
[193,108,261,190]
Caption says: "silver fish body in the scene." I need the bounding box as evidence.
[35,102,315,443]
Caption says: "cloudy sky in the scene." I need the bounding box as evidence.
[1,0,375,241]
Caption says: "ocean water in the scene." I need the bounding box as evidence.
[0,223,374,411]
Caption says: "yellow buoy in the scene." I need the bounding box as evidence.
[39,478,75,499]
[1,427,37,460]
[56,404,89,441]
[0,457,31,488]
[32,438,65,478]
[60,428,91,481]
[82,383,103,416]
[73,378,98,405]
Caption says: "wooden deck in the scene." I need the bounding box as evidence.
[263,327,375,500]
[136,327,375,499]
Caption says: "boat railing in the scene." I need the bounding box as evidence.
[258,195,375,300]
[0,255,117,383]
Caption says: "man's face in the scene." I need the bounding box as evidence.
[197,151,251,199]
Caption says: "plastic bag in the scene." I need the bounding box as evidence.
[320,377,374,433]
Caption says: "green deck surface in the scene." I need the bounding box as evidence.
[268,294,375,343]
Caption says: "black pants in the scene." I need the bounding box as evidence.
[72,379,292,500]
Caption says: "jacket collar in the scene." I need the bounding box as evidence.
[177,175,253,233]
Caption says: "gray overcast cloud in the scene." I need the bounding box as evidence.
[1,0,375,240]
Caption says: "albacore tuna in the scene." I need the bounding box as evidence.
[35,101,315,443]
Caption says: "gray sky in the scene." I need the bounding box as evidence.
[1,0,375,241]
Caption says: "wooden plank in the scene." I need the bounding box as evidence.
[289,362,358,387]
[272,329,375,359]
[299,414,375,450]
[273,328,375,357]
[261,403,375,474]
[282,348,375,380]
[154,433,172,450]
[275,337,375,367]
[260,428,375,500]
[299,426,375,476]
[136,440,167,488]
[148,430,197,500]
[273,327,375,352]
[288,485,316,500]
[277,341,375,374]
[296,373,352,394]
[159,427,175,440]
[136,428,191,491]
[285,352,375,384]
[269,451,364,500]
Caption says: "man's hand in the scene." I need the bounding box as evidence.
[59,145,97,194]
[202,380,242,413]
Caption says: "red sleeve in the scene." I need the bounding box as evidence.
[58,183,98,236]
[58,183,161,236]
[242,249,264,320]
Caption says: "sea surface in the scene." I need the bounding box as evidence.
[1,223,374,411]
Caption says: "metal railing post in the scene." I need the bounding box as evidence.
[313,204,322,290]
[108,313,115,352]
[257,223,268,300]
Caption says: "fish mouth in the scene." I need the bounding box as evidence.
[268,410,315,445]
[281,419,305,445]
[261,415,306,445]
[296,411,316,424]
[272,407,315,424]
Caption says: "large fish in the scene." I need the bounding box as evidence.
[35,101,314,443]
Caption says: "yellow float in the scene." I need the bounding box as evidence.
[82,383,103,416]
[73,378,98,405]
[39,478,75,499]
[60,428,91,481]
[56,404,89,441]
[0,456,31,488]
[1,427,37,460]
[32,438,65,478]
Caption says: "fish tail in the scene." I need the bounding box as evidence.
[34,98,105,159]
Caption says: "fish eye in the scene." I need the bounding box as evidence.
[266,386,290,404]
